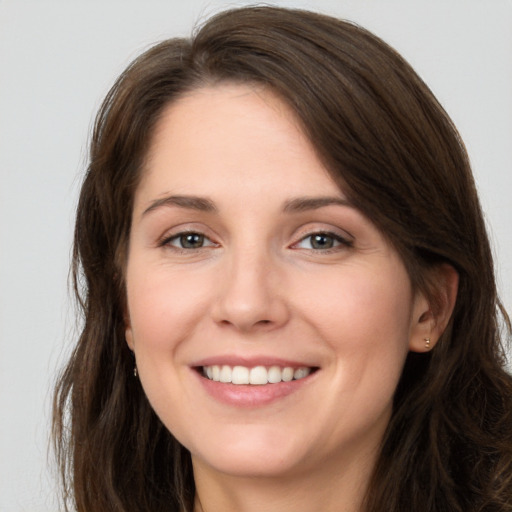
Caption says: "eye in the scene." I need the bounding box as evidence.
[294,232,351,251]
[162,232,216,250]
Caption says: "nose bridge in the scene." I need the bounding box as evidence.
[213,238,288,331]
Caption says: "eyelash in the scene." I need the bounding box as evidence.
[159,231,218,252]
[292,231,353,252]
[159,230,352,253]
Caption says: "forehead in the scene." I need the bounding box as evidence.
[135,83,342,209]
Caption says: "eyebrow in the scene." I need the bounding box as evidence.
[142,195,218,217]
[141,194,352,218]
[282,196,352,212]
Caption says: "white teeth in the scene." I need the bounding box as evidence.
[220,365,232,383]
[267,365,282,383]
[294,367,310,380]
[232,366,249,385]
[282,367,294,382]
[202,365,312,385]
[249,366,267,385]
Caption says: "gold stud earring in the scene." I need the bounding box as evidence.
[424,337,431,350]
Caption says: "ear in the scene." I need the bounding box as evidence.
[409,263,459,353]
[125,327,135,351]
[124,311,135,351]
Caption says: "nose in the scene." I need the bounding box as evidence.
[211,246,290,333]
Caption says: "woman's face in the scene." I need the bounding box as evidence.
[125,84,429,480]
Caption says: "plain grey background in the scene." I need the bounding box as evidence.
[1,1,511,510]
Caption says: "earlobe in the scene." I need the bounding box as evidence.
[409,263,459,353]
[125,327,134,350]
[124,305,135,350]
[125,327,138,378]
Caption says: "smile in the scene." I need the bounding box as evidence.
[202,365,313,385]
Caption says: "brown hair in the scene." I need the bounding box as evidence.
[53,6,512,511]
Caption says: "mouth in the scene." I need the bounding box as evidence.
[199,365,317,385]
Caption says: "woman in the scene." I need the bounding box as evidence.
[53,6,512,512]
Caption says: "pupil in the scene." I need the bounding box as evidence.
[181,233,204,248]
[312,234,333,249]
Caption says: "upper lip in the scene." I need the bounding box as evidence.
[192,355,319,369]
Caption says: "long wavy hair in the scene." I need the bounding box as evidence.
[53,6,512,512]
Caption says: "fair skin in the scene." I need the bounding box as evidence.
[125,84,455,512]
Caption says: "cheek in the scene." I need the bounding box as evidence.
[306,267,413,342]
[299,263,414,394]
[125,262,212,352]
[124,263,211,428]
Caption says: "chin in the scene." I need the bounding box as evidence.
[194,451,303,479]
[188,427,310,478]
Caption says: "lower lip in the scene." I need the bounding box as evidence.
[195,370,315,407]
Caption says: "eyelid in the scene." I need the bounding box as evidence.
[155,223,353,252]
[290,228,354,251]
[157,226,219,250]
[166,232,216,248]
